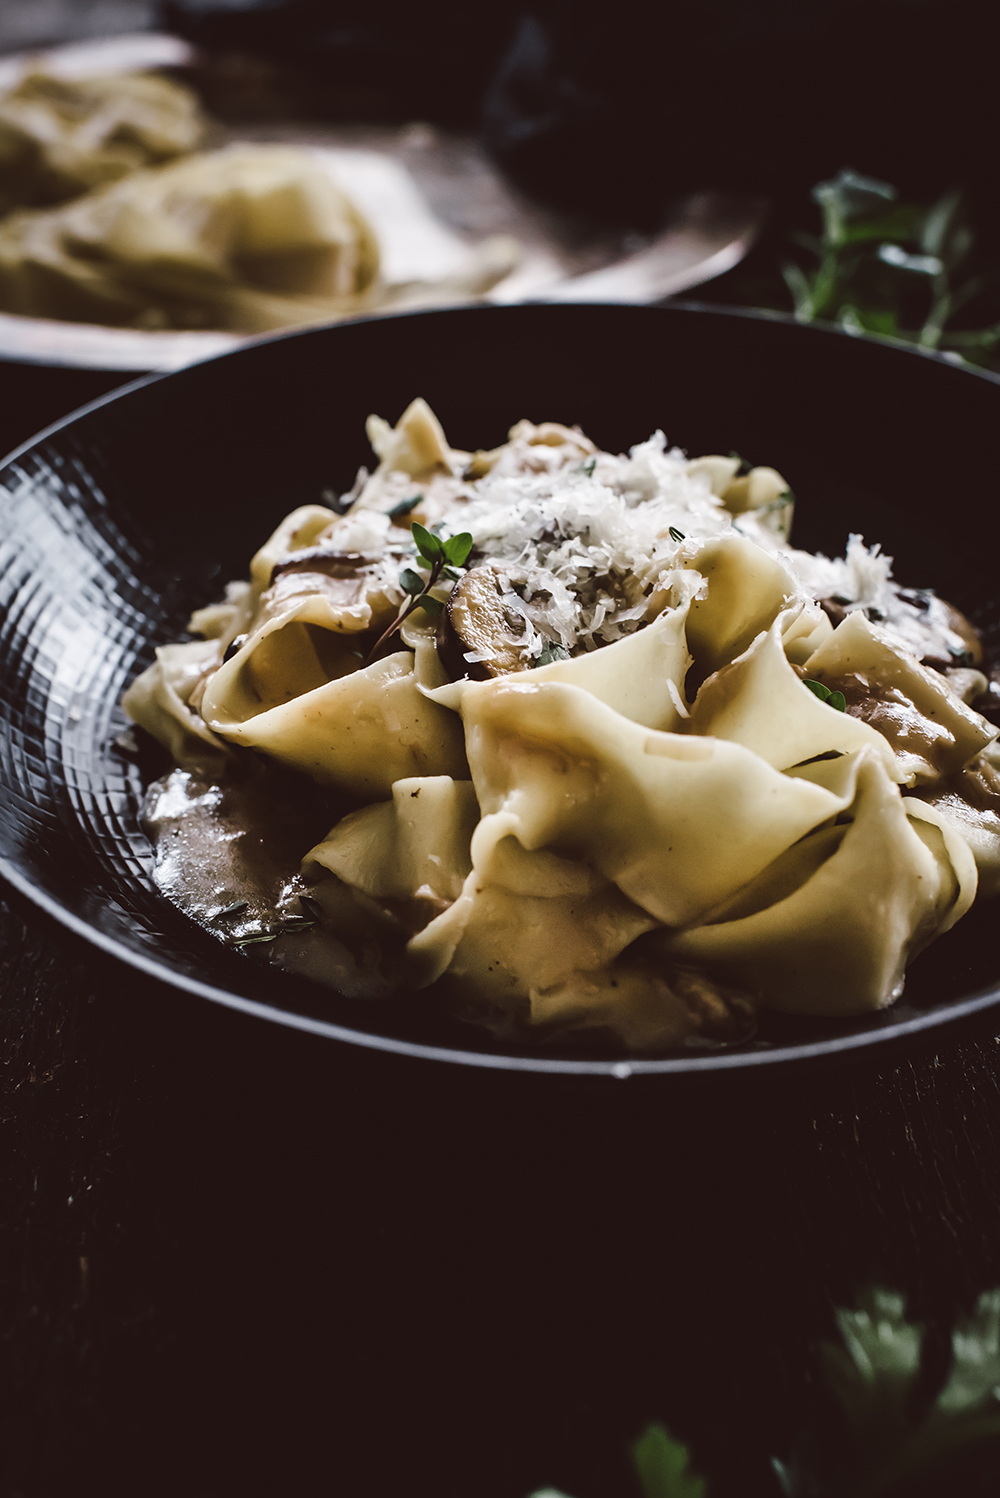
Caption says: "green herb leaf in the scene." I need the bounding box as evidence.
[534,643,570,668]
[936,1288,1000,1415]
[411,522,445,563]
[669,526,686,543]
[578,457,597,476]
[399,567,426,596]
[388,494,423,520]
[804,679,833,702]
[820,1287,923,1437]
[441,565,461,581]
[212,900,248,921]
[231,933,278,946]
[419,595,444,616]
[827,690,847,713]
[630,1422,707,1498]
[443,531,474,566]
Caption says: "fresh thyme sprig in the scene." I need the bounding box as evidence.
[364,522,473,664]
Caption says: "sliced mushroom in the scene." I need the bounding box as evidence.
[262,549,403,636]
[268,548,387,584]
[438,566,528,680]
[819,586,983,673]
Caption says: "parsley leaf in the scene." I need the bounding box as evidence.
[631,1423,707,1498]
[669,526,686,543]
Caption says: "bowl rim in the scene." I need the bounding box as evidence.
[3,298,1000,1077]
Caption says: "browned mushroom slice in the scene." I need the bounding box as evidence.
[268,549,387,584]
[438,567,529,680]
[819,587,983,672]
[891,590,983,670]
[263,549,401,635]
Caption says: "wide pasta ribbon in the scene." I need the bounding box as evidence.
[457,677,855,929]
[664,752,976,1014]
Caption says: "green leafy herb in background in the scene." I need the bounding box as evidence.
[525,1286,1000,1498]
[526,1422,706,1498]
[775,1287,1000,1497]
[631,1423,707,1498]
[717,167,1000,368]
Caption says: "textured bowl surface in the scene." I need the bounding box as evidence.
[2,302,999,1073]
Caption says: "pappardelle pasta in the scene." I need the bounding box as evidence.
[125,400,1000,1051]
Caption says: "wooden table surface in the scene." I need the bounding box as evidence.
[4,874,1000,1498]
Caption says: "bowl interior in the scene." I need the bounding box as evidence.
[2,302,999,1073]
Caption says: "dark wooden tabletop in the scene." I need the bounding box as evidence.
[4,873,1000,1498]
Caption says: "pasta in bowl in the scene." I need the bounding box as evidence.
[123,394,1000,1054]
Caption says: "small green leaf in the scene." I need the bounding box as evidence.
[212,900,248,921]
[411,521,445,563]
[231,933,278,946]
[388,494,423,520]
[443,531,474,566]
[827,690,847,713]
[577,457,597,476]
[419,595,444,616]
[441,565,461,581]
[804,679,833,701]
[630,1422,706,1498]
[399,567,425,596]
[534,643,570,668]
[669,526,686,543]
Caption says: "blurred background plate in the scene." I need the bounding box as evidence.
[0,29,762,378]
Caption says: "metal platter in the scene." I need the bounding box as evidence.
[0,31,762,371]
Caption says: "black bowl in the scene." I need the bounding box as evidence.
[2,301,999,1075]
